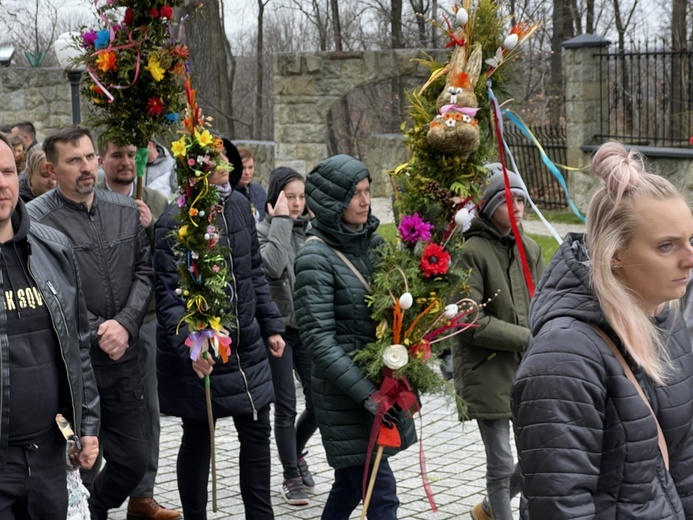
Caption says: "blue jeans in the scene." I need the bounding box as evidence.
[477,419,522,520]
[268,327,317,480]
[321,461,398,520]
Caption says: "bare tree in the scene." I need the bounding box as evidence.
[181,0,236,135]
[253,0,270,138]
[548,0,574,124]
[1,0,65,66]
[409,0,430,47]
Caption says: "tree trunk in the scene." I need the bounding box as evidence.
[180,0,235,135]
[549,0,574,124]
[253,0,268,139]
[329,0,353,155]
[586,0,595,33]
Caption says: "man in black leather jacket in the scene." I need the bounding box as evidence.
[27,126,152,520]
[0,132,100,516]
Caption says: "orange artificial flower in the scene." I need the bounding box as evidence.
[95,51,117,73]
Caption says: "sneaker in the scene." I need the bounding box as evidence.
[470,501,493,520]
[297,453,315,491]
[281,477,310,506]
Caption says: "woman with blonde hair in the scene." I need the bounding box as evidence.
[19,149,56,202]
[512,141,693,519]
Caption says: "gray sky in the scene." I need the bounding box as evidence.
[56,0,253,38]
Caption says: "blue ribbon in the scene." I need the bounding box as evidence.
[501,110,585,222]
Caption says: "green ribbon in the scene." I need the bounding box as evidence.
[135,146,149,179]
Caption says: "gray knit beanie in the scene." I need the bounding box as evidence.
[479,163,528,220]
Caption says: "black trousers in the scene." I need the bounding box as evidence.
[177,406,273,520]
[0,428,67,519]
[81,357,150,520]
[268,327,317,480]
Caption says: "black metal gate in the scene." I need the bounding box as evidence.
[503,123,568,210]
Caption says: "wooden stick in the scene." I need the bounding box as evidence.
[359,445,385,520]
[204,368,217,512]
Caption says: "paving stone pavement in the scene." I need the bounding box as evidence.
[110,387,519,519]
[108,197,539,519]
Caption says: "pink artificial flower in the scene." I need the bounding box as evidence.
[398,212,434,246]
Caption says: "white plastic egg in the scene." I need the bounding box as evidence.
[454,208,471,227]
[456,8,468,27]
[503,33,519,50]
[399,292,414,310]
[444,304,459,319]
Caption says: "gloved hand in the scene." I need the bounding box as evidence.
[363,395,402,429]
[382,404,402,429]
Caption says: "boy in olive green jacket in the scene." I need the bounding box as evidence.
[454,164,544,520]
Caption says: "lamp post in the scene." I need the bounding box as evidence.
[0,46,16,68]
[53,33,85,125]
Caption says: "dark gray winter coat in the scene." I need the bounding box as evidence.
[512,233,693,519]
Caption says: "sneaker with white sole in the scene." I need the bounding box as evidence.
[281,477,309,506]
[297,454,315,491]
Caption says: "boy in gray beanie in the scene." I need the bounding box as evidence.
[454,163,544,520]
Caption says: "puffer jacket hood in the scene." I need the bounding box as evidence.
[529,232,605,335]
[266,167,306,213]
[305,155,378,248]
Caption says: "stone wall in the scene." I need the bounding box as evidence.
[0,68,76,139]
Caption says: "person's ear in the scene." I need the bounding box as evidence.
[45,162,57,176]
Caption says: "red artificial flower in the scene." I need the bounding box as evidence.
[409,341,432,363]
[123,7,134,25]
[160,5,174,19]
[420,243,451,278]
[149,8,159,18]
[170,44,190,59]
[146,96,165,117]
[689,136,693,146]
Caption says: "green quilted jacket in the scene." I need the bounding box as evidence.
[294,155,416,469]
[453,216,544,420]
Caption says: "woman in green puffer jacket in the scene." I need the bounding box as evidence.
[294,154,415,520]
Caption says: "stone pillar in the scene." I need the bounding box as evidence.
[562,34,610,212]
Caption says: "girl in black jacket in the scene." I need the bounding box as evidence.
[512,141,693,519]
[154,139,285,520]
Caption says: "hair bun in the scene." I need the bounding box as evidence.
[591,141,645,198]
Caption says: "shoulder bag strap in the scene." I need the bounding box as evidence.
[591,325,669,470]
[305,236,372,293]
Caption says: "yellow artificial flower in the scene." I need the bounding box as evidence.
[208,316,222,331]
[375,319,389,341]
[178,225,188,238]
[145,55,165,82]
[171,137,188,158]
[194,128,214,148]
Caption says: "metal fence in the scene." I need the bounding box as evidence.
[597,44,693,148]
[504,123,568,210]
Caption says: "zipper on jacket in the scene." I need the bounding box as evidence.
[219,209,257,421]
[89,212,116,316]
[30,267,78,436]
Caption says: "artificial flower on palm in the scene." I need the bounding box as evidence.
[169,78,235,353]
[75,0,197,198]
